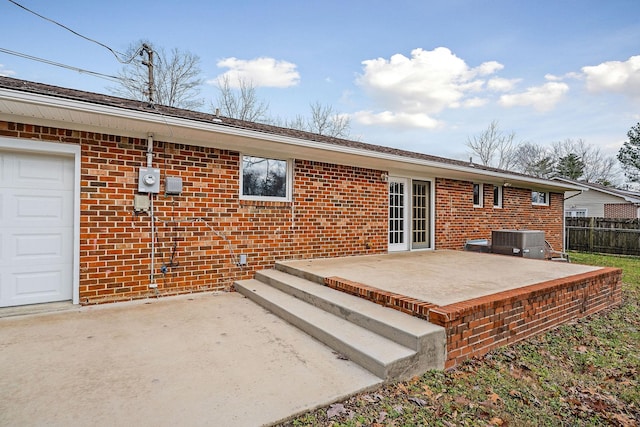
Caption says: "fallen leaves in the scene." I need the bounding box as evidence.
[408,397,428,407]
[610,413,637,427]
[487,391,502,404]
[326,403,347,419]
[575,345,589,353]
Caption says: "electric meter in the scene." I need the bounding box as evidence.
[138,167,161,193]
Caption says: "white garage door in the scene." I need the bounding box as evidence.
[0,149,74,307]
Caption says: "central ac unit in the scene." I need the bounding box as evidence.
[491,230,546,259]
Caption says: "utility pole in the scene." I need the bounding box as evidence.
[141,43,154,104]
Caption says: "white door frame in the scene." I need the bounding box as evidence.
[0,137,80,305]
[411,179,432,250]
[388,177,410,252]
[388,176,435,252]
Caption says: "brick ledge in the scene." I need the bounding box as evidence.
[324,276,438,319]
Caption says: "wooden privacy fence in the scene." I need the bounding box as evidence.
[565,217,640,255]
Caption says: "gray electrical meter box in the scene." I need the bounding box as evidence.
[138,167,161,193]
[165,176,183,195]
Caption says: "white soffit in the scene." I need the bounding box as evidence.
[0,88,581,193]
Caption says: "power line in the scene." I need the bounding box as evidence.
[0,47,125,83]
[7,0,142,64]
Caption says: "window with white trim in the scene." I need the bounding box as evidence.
[240,155,291,201]
[566,208,587,217]
[531,191,549,206]
[493,185,503,208]
[473,183,483,207]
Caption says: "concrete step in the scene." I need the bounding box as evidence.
[255,268,443,353]
[235,278,417,380]
[275,262,325,285]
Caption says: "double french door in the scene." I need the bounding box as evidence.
[388,178,431,251]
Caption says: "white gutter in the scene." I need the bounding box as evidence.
[0,87,583,192]
[564,189,587,201]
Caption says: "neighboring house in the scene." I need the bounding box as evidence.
[555,177,640,218]
[0,76,581,307]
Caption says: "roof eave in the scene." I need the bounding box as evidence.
[553,177,640,202]
[0,87,579,192]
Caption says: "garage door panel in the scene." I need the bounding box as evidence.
[1,228,71,265]
[14,232,68,262]
[17,193,64,216]
[10,191,72,226]
[2,268,70,306]
[11,154,73,190]
[0,147,75,307]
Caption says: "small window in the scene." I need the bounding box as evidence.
[473,183,483,207]
[532,191,549,206]
[566,208,587,217]
[240,155,291,201]
[493,185,503,208]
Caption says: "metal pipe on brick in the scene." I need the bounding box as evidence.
[148,133,157,290]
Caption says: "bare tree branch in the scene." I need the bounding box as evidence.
[288,101,351,138]
[214,75,270,122]
[513,142,555,178]
[466,120,518,169]
[109,41,203,110]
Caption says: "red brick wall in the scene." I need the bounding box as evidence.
[1,121,387,304]
[435,178,564,251]
[2,120,568,305]
[604,203,639,219]
[429,267,622,369]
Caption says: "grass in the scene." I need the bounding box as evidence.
[280,252,640,426]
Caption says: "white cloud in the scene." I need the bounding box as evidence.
[353,110,441,129]
[357,47,504,120]
[209,57,300,88]
[582,55,640,99]
[487,77,521,92]
[463,97,489,108]
[545,72,582,82]
[475,61,504,75]
[0,64,16,77]
[499,81,569,112]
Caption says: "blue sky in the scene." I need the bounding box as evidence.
[1,0,639,163]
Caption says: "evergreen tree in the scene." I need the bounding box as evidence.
[555,153,585,179]
[618,122,640,183]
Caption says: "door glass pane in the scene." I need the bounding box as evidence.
[412,181,430,249]
[389,181,405,245]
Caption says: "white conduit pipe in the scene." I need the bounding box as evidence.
[147,133,156,287]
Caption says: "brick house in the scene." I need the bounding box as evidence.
[0,76,581,307]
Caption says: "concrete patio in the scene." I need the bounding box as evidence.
[0,293,381,427]
[278,250,601,306]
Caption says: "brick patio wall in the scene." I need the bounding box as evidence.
[435,178,564,251]
[428,267,622,369]
[1,121,387,304]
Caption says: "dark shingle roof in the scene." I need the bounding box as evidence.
[0,75,539,181]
